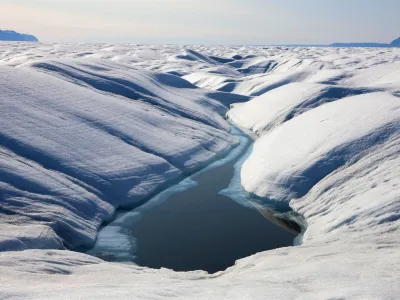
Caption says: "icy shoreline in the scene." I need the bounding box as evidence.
[83,125,247,259]
[85,126,298,273]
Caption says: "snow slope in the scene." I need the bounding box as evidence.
[0,63,238,251]
[0,44,399,299]
[240,92,400,202]
[227,82,373,134]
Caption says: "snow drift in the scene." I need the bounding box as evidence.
[0,64,238,251]
[227,82,373,134]
[240,92,400,202]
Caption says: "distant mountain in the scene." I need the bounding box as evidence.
[330,37,400,48]
[330,42,389,48]
[391,37,400,47]
[0,30,38,42]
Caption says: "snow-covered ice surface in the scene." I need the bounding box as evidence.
[0,44,399,299]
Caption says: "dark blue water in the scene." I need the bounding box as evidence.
[87,132,298,274]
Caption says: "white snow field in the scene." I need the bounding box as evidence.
[0,44,399,299]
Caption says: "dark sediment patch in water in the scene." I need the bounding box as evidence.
[86,130,299,274]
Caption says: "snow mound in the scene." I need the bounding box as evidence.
[0,241,398,299]
[344,61,400,95]
[27,59,230,128]
[0,65,236,250]
[185,70,311,96]
[292,133,400,244]
[241,92,400,203]
[227,82,373,134]
[176,49,219,65]
[184,57,342,97]
[0,225,64,251]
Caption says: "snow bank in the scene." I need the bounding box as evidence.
[240,92,400,202]
[0,64,237,250]
[184,69,312,97]
[292,133,400,244]
[344,61,400,95]
[0,241,398,299]
[227,82,372,134]
[0,225,64,251]
[27,59,230,128]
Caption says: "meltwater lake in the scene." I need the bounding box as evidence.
[87,128,299,274]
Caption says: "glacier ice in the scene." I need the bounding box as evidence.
[0,43,399,299]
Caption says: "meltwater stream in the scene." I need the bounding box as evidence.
[87,128,298,274]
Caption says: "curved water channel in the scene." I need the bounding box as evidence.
[86,127,302,274]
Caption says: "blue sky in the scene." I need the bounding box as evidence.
[1,0,399,44]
